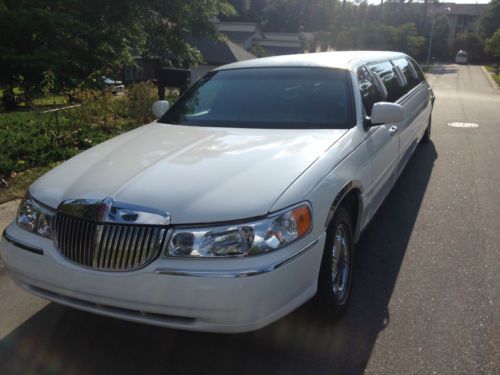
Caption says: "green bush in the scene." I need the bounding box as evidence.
[0,110,117,178]
[0,82,174,181]
[125,81,158,124]
[485,28,500,58]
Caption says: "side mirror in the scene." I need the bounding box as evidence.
[152,100,169,119]
[370,102,404,125]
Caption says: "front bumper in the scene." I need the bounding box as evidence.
[1,223,325,333]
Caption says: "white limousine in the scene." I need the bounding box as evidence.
[1,51,434,333]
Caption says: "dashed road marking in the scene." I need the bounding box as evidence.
[448,122,479,128]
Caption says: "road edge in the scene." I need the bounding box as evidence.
[481,66,499,90]
[424,64,440,87]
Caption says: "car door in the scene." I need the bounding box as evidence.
[356,65,400,222]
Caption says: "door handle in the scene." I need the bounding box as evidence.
[389,125,398,135]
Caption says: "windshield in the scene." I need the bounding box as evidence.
[159,67,355,129]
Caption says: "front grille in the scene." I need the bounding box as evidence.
[53,213,167,271]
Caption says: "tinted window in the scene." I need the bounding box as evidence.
[392,57,419,90]
[407,57,425,84]
[160,68,355,129]
[368,61,405,102]
[357,66,382,115]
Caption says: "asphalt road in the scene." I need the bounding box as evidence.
[0,64,498,374]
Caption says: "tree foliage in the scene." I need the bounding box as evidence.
[0,0,234,99]
[335,22,425,57]
[226,1,430,58]
[479,0,500,40]
[485,29,500,59]
[455,31,485,62]
[224,0,337,31]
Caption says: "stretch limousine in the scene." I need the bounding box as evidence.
[1,51,434,333]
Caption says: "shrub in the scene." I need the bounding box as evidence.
[68,89,128,131]
[0,96,128,179]
[0,83,169,181]
[485,28,500,58]
[125,81,157,124]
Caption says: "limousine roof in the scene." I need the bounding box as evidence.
[215,51,406,71]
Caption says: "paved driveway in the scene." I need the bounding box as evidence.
[0,64,498,374]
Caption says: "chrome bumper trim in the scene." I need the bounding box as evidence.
[153,239,319,278]
[2,230,44,256]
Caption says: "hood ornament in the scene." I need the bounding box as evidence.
[57,197,171,225]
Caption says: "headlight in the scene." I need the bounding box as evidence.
[167,204,312,257]
[17,194,55,239]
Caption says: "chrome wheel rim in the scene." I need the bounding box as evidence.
[331,224,350,302]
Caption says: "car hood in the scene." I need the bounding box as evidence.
[31,123,347,224]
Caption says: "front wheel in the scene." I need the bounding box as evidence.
[316,205,354,318]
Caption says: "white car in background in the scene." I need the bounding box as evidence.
[455,50,468,64]
[102,76,125,94]
[1,51,434,333]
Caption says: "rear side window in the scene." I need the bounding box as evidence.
[368,61,405,102]
[407,57,425,84]
[392,57,419,90]
[356,66,382,115]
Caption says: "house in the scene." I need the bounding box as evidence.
[122,20,306,86]
[187,36,256,82]
[214,21,307,56]
[429,2,488,48]
[214,21,265,50]
[122,38,255,86]
[253,32,304,56]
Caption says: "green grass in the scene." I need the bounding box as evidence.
[32,95,67,106]
[0,87,23,96]
[485,65,500,86]
[0,87,67,108]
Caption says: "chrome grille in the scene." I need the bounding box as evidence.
[54,213,166,271]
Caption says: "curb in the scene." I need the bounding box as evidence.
[481,66,499,90]
[0,198,21,206]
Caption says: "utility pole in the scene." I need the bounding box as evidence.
[427,18,435,65]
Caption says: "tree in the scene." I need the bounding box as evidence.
[426,15,450,61]
[479,0,500,40]
[0,0,234,105]
[396,23,425,57]
[485,29,500,59]
[225,0,340,32]
[455,31,484,63]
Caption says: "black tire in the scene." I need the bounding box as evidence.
[421,115,432,143]
[315,204,354,319]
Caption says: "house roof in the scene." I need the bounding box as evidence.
[220,31,257,43]
[188,36,256,65]
[213,20,306,55]
[215,21,265,41]
[262,32,302,42]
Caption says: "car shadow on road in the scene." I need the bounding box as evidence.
[0,142,438,375]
